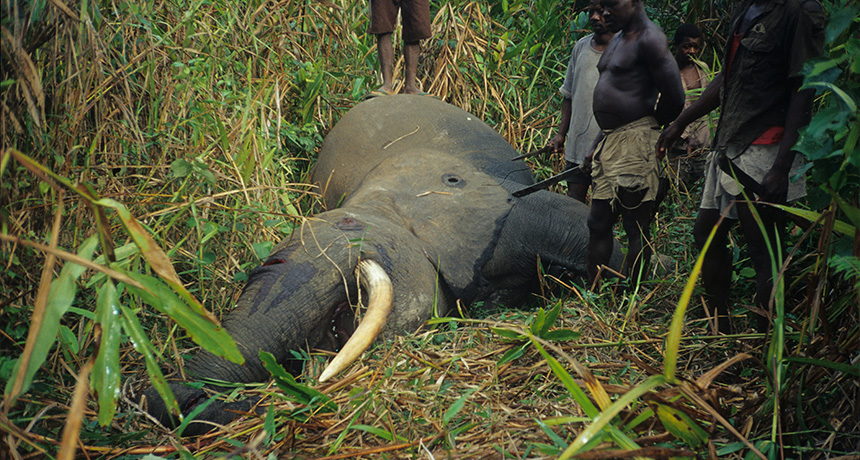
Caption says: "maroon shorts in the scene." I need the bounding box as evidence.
[369,0,431,42]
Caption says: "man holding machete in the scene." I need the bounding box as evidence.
[546,0,616,203]
[655,0,825,333]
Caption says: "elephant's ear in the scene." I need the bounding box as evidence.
[346,149,514,304]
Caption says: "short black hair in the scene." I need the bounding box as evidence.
[674,23,703,45]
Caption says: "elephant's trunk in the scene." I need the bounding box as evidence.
[185,228,363,383]
[319,259,393,382]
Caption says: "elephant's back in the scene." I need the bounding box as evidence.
[313,95,534,207]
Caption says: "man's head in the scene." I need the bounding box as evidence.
[588,0,609,35]
[599,0,641,33]
[673,23,703,67]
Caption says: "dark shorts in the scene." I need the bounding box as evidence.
[564,160,592,185]
[369,0,432,42]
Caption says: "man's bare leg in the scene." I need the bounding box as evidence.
[693,208,736,333]
[587,199,619,286]
[403,41,421,94]
[618,188,653,287]
[736,200,784,331]
[377,33,395,93]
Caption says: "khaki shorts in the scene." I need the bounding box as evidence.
[369,0,432,42]
[701,144,807,219]
[591,117,662,208]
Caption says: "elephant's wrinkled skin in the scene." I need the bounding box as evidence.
[142,95,622,435]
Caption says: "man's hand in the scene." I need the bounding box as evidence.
[548,133,566,153]
[760,166,789,204]
[582,150,594,174]
[655,123,683,160]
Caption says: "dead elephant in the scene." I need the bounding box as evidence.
[141,95,621,435]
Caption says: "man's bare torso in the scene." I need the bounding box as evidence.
[593,30,659,130]
[593,20,683,131]
[680,64,704,92]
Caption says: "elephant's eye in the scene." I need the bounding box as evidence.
[442,173,465,188]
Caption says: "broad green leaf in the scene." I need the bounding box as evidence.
[497,343,527,365]
[92,281,123,426]
[259,351,335,412]
[542,329,581,342]
[125,271,243,364]
[170,158,193,178]
[540,301,563,336]
[120,305,179,418]
[443,389,476,426]
[530,307,547,335]
[58,325,80,354]
[4,235,98,399]
[825,4,859,43]
[264,404,276,442]
[654,403,709,448]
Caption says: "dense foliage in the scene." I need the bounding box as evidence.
[1,0,857,458]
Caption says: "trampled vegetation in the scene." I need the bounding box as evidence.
[1,0,858,458]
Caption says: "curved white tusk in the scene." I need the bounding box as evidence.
[319,259,393,382]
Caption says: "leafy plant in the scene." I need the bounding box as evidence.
[491,300,581,364]
[1,149,243,455]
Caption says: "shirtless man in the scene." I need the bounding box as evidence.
[655,0,825,333]
[585,0,685,286]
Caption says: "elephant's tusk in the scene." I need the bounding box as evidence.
[319,259,393,382]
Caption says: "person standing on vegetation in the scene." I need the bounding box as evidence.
[659,23,712,197]
[584,0,685,287]
[655,0,825,333]
[369,0,432,96]
[546,0,616,203]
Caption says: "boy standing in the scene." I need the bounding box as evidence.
[369,0,432,95]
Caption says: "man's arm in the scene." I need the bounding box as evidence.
[760,78,815,202]
[643,29,686,126]
[656,71,723,157]
[581,130,605,173]
[549,97,572,153]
